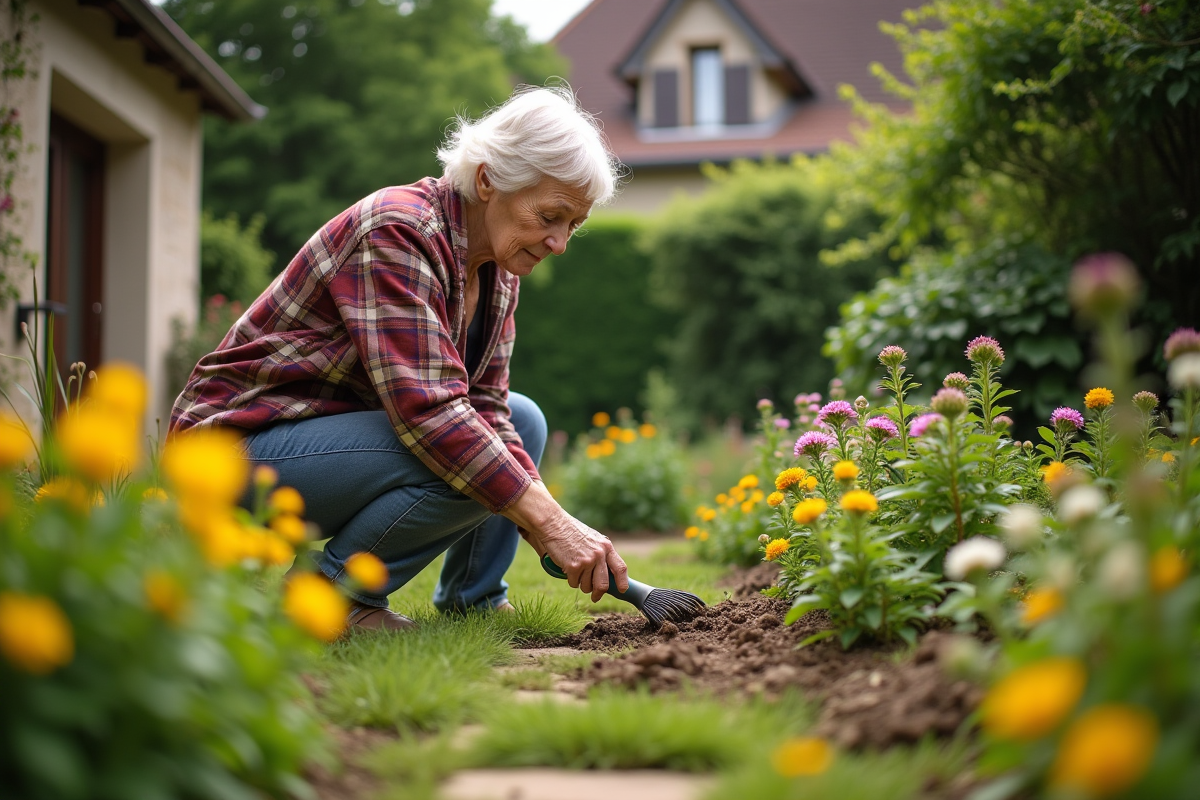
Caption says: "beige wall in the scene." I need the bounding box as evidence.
[2,0,204,427]
[604,166,712,215]
[637,0,788,128]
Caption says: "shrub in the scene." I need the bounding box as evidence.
[164,295,244,411]
[557,412,686,532]
[200,210,275,306]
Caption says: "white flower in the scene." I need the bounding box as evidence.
[1045,554,1078,591]
[944,536,1007,580]
[1098,541,1145,599]
[1000,504,1044,549]
[1058,485,1107,525]
[1168,353,1200,390]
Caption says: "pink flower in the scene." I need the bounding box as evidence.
[909,413,943,437]
[757,398,774,410]
[774,418,791,429]
[1164,328,1200,362]
[1069,252,1140,319]
[794,431,837,458]
[1050,407,1085,431]
[943,372,969,390]
[878,345,907,368]
[0,194,13,214]
[965,336,1005,366]
[865,415,899,440]
[817,400,856,428]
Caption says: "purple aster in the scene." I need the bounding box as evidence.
[1050,407,1085,431]
[774,418,791,429]
[794,431,837,458]
[909,413,943,438]
[865,415,899,440]
[1164,328,1200,362]
[798,415,811,425]
[965,335,1005,366]
[817,400,856,428]
[807,403,821,413]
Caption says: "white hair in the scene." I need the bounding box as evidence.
[438,84,621,205]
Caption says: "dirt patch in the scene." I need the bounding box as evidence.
[554,597,983,750]
[305,724,396,800]
[717,561,781,599]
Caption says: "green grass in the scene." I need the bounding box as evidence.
[362,732,466,800]
[495,668,556,691]
[315,611,514,732]
[468,688,812,772]
[705,736,972,800]
[487,594,589,643]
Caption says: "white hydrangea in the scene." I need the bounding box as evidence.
[1000,504,1044,549]
[1168,353,1200,390]
[944,536,1007,580]
[1098,541,1145,599]
[1058,485,1107,525]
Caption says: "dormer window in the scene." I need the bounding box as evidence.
[691,47,723,127]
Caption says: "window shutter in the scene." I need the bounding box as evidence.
[653,69,679,128]
[724,64,750,125]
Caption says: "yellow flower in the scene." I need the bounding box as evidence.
[685,525,700,539]
[270,512,308,545]
[57,407,139,484]
[1050,705,1158,797]
[262,534,295,566]
[1041,461,1071,486]
[832,461,858,481]
[35,477,100,513]
[253,464,279,489]
[792,497,828,525]
[619,428,637,444]
[283,573,348,642]
[0,411,33,469]
[698,530,709,541]
[764,538,790,561]
[775,467,807,492]
[740,500,755,513]
[715,493,729,505]
[767,491,785,507]
[90,362,148,423]
[1020,587,1064,625]
[585,443,602,459]
[638,423,657,439]
[982,657,1086,741]
[840,490,878,515]
[346,552,388,592]
[188,511,249,567]
[802,476,818,492]
[771,737,833,777]
[1084,387,1115,410]
[738,474,759,490]
[1161,451,1176,464]
[605,425,623,440]
[697,506,717,522]
[730,486,747,503]
[592,411,610,428]
[598,439,616,456]
[1148,546,1188,594]
[142,486,169,503]
[750,490,764,503]
[162,428,249,506]
[144,571,188,624]
[0,592,74,674]
[269,486,306,517]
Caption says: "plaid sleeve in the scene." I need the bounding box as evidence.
[324,218,532,513]
[469,303,541,481]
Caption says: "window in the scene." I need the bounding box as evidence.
[691,47,723,127]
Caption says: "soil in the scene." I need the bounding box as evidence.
[717,561,781,599]
[304,724,396,800]
[551,596,984,750]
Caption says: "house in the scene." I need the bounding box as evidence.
[554,0,915,213]
[2,0,261,423]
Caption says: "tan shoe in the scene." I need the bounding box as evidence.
[494,601,517,613]
[346,600,418,632]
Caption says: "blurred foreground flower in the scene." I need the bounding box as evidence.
[839,490,877,515]
[162,428,249,506]
[346,552,388,592]
[1020,587,1063,625]
[0,592,74,674]
[1050,705,1158,797]
[944,536,1006,580]
[90,362,148,423]
[144,571,189,624]
[771,736,833,777]
[1068,253,1140,319]
[982,657,1085,741]
[57,407,139,483]
[284,573,348,642]
[0,411,32,469]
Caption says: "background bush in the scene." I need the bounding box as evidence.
[642,159,892,431]
[200,211,275,306]
[509,216,677,436]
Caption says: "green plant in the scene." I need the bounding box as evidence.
[199,210,275,306]
[558,413,687,532]
[164,295,245,410]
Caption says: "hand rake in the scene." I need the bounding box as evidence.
[539,554,706,628]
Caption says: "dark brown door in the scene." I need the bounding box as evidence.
[46,112,105,372]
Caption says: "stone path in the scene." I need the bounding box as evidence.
[441,768,715,800]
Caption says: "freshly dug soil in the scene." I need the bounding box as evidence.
[717,561,781,599]
[554,596,983,750]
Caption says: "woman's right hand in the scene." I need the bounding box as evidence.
[503,480,629,602]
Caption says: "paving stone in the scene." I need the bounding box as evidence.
[441,768,714,800]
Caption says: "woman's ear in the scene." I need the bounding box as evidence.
[475,165,495,202]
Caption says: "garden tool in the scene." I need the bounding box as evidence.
[540,554,706,628]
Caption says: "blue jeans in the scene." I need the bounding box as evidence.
[241,393,547,611]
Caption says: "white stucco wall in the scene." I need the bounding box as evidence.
[2,0,203,427]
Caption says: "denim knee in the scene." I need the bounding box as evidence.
[509,392,547,468]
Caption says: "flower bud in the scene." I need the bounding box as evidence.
[943,372,970,391]
[877,345,907,368]
[757,398,774,411]
[993,415,1014,432]
[1068,252,1140,320]
[758,533,770,544]
[965,336,1005,366]
[1000,504,1044,550]
[854,396,869,412]
[1131,390,1158,414]
[930,388,968,418]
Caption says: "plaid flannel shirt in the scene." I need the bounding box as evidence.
[169,177,538,513]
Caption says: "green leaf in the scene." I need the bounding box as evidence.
[1167,79,1189,107]
[862,605,883,629]
[931,513,958,534]
[840,587,864,608]
[798,629,837,648]
[839,627,863,649]
[1038,426,1057,446]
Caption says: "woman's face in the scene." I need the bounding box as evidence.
[475,172,593,278]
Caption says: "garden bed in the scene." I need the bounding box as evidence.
[552,598,983,750]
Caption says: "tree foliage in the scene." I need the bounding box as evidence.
[199,211,275,306]
[643,159,892,428]
[164,0,564,260]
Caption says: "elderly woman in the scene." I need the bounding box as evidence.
[170,86,628,631]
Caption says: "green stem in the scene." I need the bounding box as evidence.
[948,416,965,544]
[893,366,910,461]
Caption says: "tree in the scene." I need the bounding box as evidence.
[164,0,564,261]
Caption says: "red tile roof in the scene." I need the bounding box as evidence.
[555,0,915,167]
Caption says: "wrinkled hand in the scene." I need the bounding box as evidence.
[507,482,628,602]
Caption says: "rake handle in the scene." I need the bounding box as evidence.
[539,554,653,606]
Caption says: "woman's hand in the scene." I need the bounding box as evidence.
[503,481,629,602]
